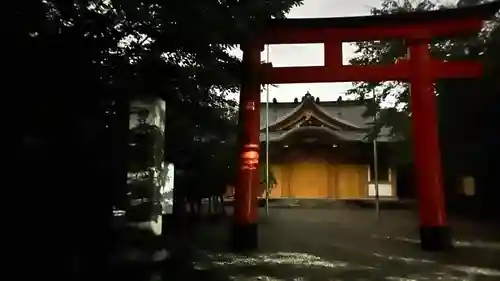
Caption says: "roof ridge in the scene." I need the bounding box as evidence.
[260,97,371,130]
[260,98,373,106]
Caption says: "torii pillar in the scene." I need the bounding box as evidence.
[409,38,450,251]
[231,41,263,251]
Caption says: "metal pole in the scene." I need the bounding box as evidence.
[373,89,380,220]
[373,137,380,220]
[265,44,270,218]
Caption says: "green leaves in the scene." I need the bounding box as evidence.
[259,162,277,186]
[347,0,499,166]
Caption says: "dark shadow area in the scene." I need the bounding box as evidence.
[185,208,500,281]
[15,0,500,280]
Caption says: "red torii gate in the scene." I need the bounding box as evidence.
[232,2,500,252]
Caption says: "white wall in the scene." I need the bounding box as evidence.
[367,166,395,197]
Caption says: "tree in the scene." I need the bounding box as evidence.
[346,0,499,213]
[259,162,278,197]
[16,0,304,275]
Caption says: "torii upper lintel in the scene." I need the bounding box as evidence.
[258,1,500,44]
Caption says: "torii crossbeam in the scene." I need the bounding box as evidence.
[232,2,500,252]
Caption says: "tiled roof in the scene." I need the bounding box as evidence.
[259,95,395,142]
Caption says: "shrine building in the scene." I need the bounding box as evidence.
[261,92,399,200]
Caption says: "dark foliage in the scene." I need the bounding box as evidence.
[15,0,303,277]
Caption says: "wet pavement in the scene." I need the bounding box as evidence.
[185,208,500,281]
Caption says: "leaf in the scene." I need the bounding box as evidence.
[346,0,499,167]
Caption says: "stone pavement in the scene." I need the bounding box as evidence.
[111,226,224,281]
[188,208,500,281]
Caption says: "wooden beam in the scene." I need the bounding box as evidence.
[431,60,482,79]
[324,40,343,67]
[261,18,484,44]
[260,60,482,84]
[261,64,409,84]
[263,2,499,31]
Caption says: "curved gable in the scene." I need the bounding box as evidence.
[261,95,366,132]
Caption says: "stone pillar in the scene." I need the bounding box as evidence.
[120,97,168,262]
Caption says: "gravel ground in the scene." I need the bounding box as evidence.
[188,208,500,281]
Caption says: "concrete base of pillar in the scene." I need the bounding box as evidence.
[420,225,453,251]
[231,222,258,252]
